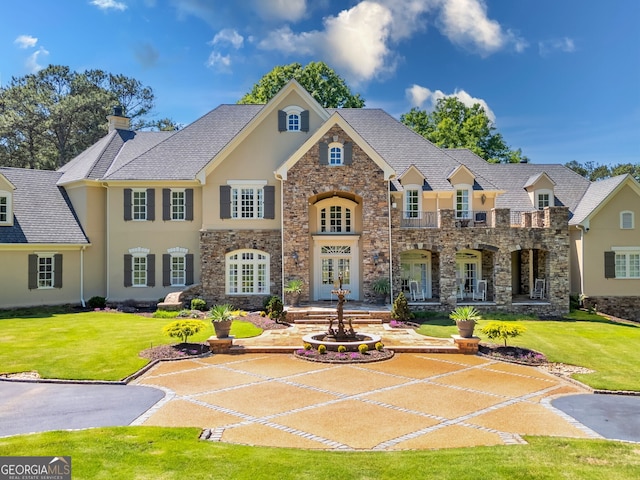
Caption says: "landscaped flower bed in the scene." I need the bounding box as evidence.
[293,348,394,364]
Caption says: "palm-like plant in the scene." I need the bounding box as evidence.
[449,305,481,323]
[209,304,246,322]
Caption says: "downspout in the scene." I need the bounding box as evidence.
[388,180,394,302]
[80,245,86,307]
[102,183,110,300]
[577,225,586,299]
[278,175,285,303]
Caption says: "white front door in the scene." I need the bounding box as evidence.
[313,236,359,300]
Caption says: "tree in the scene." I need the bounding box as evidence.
[239,62,365,108]
[400,97,527,163]
[0,65,161,170]
[565,160,640,183]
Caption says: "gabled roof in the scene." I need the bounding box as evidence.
[0,167,88,245]
[276,110,396,181]
[524,171,556,189]
[445,149,591,213]
[570,174,640,226]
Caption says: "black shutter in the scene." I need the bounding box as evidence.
[146,189,155,221]
[604,251,616,278]
[264,185,275,219]
[147,254,155,287]
[185,188,194,221]
[162,189,171,221]
[186,254,194,285]
[343,142,353,165]
[163,254,171,286]
[124,189,132,221]
[319,142,329,165]
[28,254,38,289]
[53,254,63,288]
[278,110,287,132]
[124,255,132,287]
[301,110,309,132]
[220,185,231,219]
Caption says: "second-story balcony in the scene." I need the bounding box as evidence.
[400,210,490,228]
[401,211,439,228]
[400,207,565,229]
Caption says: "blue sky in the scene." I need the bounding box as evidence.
[1,0,638,166]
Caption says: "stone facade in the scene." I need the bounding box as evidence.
[583,296,640,323]
[200,229,282,310]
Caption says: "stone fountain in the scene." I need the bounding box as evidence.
[302,275,381,352]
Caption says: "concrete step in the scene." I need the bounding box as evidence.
[228,345,460,354]
[294,318,383,325]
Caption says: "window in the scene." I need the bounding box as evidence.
[535,189,553,210]
[615,251,640,278]
[28,253,62,289]
[124,188,155,221]
[124,248,155,287]
[0,192,11,225]
[226,250,270,295]
[621,211,634,229]
[171,190,185,220]
[163,248,194,287]
[132,190,147,220]
[320,206,352,232]
[233,186,264,219]
[329,145,343,165]
[456,188,470,218]
[537,193,550,210]
[278,106,309,132]
[404,188,420,219]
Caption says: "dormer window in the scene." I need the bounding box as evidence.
[278,106,309,132]
[0,192,11,225]
[536,189,553,210]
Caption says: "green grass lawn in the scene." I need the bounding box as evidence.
[0,310,261,381]
[0,427,638,479]
[416,310,640,391]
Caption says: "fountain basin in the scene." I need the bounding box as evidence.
[302,333,382,352]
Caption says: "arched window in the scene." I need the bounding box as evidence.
[621,211,634,229]
[226,249,270,295]
[288,112,300,131]
[329,144,343,165]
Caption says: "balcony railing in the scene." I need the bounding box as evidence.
[453,210,488,228]
[401,211,439,228]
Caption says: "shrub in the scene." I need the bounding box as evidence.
[318,344,327,354]
[337,345,347,353]
[87,296,106,309]
[480,321,526,347]
[375,342,384,351]
[304,343,312,350]
[358,344,369,354]
[190,298,207,311]
[162,319,208,343]
[391,292,414,322]
[264,296,286,324]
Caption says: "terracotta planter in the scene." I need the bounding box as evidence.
[213,320,232,338]
[456,320,476,338]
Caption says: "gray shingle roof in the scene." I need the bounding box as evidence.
[104,104,263,180]
[570,175,628,225]
[445,149,591,214]
[0,167,88,244]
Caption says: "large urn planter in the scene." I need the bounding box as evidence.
[212,320,232,338]
[450,306,481,338]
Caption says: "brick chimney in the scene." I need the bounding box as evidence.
[107,105,131,132]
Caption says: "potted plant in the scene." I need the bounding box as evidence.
[449,305,481,338]
[371,277,391,305]
[209,304,245,338]
[284,279,303,306]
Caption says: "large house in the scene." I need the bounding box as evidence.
[1,80,639,320]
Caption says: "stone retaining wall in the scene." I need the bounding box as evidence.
[583,296,640,322]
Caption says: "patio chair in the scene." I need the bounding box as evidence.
[530,278,545,299]
[409,281,425,301]
[456,277,465,300]
[472,280,487,301]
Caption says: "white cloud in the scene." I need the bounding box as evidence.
[406,84,496,123]
[437,0,522,55]
[211,29,244,49]
[206,51,232,72]
[14,35,38,49]
[253,0,307,22]
[25,47,49,73]
[259,1,393,84]
[538,37,576,57]
[90,0,127,11]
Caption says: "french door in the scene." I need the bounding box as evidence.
[313,237,359,300]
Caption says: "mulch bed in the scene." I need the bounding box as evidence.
[478,343,548,365]
[293,348,394,364]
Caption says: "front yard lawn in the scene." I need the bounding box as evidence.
[0,310,261,381]
[416,310,640,391]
